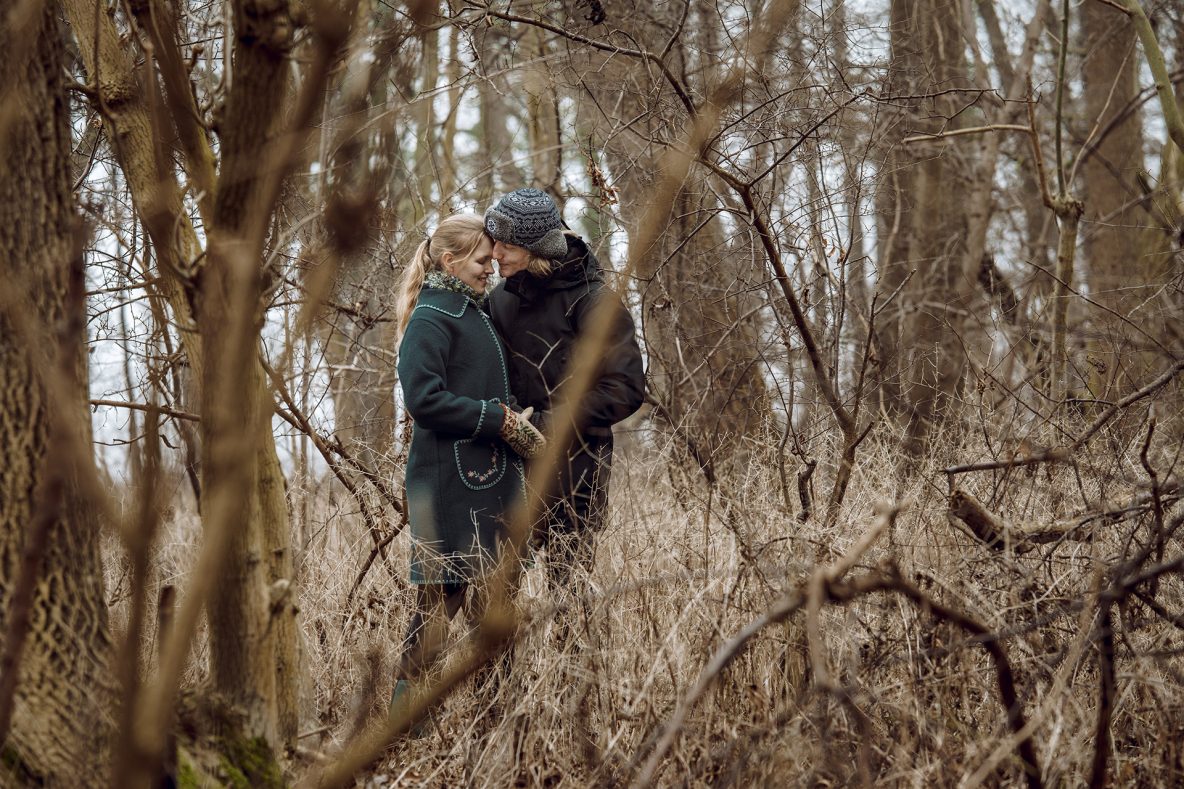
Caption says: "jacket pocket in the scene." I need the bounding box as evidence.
[453,438,507,490]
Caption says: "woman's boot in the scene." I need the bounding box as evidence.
[389,679,430,738]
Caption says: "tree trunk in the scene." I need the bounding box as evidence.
[63,0,301,747]
[197,0,305,744]
[312,6,412,492]
[832,0,872,389]
[524,23,562,193]
[580,0,771,480]
[1081,1,1167,397]
[440,8,462,207]
[875,0,973,455]
[474,25,528,196]
[0,6,116,782]
[413,4,441,217]
[633,184,771,478]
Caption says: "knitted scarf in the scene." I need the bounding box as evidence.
[423,270,486,306]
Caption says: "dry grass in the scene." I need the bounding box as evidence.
[105,402,1184,787]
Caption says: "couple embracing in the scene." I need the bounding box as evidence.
[391,189,644,711]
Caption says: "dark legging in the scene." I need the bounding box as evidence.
[536,437,612,592]
[397,582,467,680]
[396,582,513,697]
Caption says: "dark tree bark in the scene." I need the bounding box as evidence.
[875,0,974,455]
[1080,1,1171,397]
[0,5,116,783]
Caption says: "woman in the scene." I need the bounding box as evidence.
[392,214,544,722]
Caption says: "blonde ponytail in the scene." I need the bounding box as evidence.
[396,239,433,340]
[395,215,490,340]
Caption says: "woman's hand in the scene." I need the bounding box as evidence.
[499,404,546,459]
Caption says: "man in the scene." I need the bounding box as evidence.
[484,188,644,597]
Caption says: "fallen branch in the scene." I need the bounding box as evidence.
[632,499,1046,788]
[949,489,1010,551]
[949,481,1181,553]
[846,574,1043,788]
[961,569,1103,788]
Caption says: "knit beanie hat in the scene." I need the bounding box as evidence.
[484,188,569,260]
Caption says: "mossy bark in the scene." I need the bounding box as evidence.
[175,737,285,789]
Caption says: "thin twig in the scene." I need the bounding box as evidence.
[90,398,199,422]
[902,123,1031,143]
[943,359,1184,476]
[465,3,696,117]
[1026,86,1055,210]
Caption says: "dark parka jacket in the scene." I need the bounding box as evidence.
[488,235,644,441]
[488,237,644,538]
[397,286,523,584]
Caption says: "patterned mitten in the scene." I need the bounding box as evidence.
[499,404,546,459]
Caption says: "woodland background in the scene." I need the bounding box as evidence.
[1,0,1183,786]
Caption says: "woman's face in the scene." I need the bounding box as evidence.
[444,236,495,294]
[491,240,531,277]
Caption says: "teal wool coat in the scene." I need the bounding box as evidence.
[397,286,524,584]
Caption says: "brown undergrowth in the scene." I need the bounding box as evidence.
[104,402,1184,787]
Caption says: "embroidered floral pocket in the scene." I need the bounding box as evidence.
[453,438,507,490]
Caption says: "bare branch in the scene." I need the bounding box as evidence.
[1119,0,1184,152]
[89,398,199,422]
[902,123,1031,144]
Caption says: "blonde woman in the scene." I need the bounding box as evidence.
[392,214,543,722]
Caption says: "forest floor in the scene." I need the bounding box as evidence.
[112,411,1184,787]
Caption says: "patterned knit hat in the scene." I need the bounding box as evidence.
[484,188,569,260]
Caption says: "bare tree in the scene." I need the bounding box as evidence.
[0,4,116,782]
[573,0,773,479]
[874,0,976,455]
[61,0,332,758]
[1080,1,1172,397]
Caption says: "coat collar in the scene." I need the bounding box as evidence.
[415,286,473,317]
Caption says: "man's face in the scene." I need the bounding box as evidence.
[492,240,531,277]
